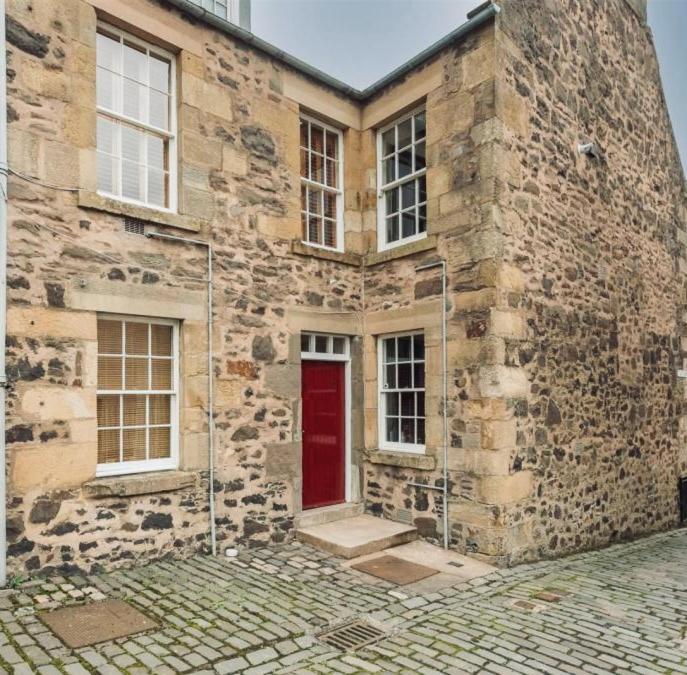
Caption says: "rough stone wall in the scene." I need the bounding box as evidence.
[4,0,363,576]
[484,0,687,563]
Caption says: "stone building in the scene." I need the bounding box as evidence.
[2,0,685,577]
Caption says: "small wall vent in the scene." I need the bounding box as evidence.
[124,217,146,235]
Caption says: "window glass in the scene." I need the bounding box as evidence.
[381,333,425,449]
[96,317,176,475]
[300,117,343,251]
[96,25,174,210]
[378,109,427,248]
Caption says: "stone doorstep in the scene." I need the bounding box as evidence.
[295,514,417,559]
[294,502,365,529]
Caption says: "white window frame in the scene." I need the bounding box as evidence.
[300,332,350,362]
[300,113,345,253]
[188,0,238,23]
[376,106,427,252]
[96,314,180,478]
[96,22,178,213]
[377,331,426,454]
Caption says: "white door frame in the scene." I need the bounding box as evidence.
[300,333,352,504]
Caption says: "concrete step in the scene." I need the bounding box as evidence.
[296,514,417,559]
[294,502,364,529]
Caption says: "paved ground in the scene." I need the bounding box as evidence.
[1,528,687,674]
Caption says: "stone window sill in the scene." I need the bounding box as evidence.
[291,240,361,266]
[78,191,206,234]
[364,235,437,267]
[83,470,198,499]
[366,450,436,470]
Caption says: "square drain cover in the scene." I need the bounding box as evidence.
[351,555,438,585]
[318,619,386,651]
[40,599,158,648]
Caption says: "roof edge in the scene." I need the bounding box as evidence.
[164,0,500,102]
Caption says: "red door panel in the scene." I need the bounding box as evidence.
[301,360,345,510]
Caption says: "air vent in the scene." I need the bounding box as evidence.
[124,217,146,235]
[317,619,386,652]
[396,508,413,525]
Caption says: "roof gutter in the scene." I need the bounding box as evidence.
[165,0,499,102]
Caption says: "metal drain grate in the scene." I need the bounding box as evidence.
[124,217,146,235]
[317,619,386,651]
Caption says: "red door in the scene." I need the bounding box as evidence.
[301,360,345,510]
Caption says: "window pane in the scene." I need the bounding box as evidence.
[126,321,148,355]
[149,90,169,129]
[323,191,336,219]
[419,205,427,233]
[398,363,412,389]
[386,215,399,243]
[152,359,172,390]
[413,334,424,359]
[98,357,122,390]
[311,125,324,154]
[122,78,146,122]
[308,188,322,214]
[299,119,308,147]
[98,429,120,464]
[417,392,425,417]
[149,394,171,424]
[385,364,396,389]
[401,392,415,416]
[123,428,146,461]
[325,159,337,188]
[125,358,148,390]
[97,31,121,72]
[386,416,399,443]
[97,395,120,427]
[311,153,324,184]
[123,41,147,84]
[401,181,415,209]
[382,128,395,156]
[397,336,411,361]
[415,111,426,140]
[149,54,170,93]
[417,418,425,445]
[398,149,413,179]
[384,338,396,363]
[98,320,123,354]
[415,141,426,171]
[300,333,311,353]
[97,117,118,155]
[308,215,321,244]
[97,152,119,195]
[149,427,171,459]
[386,392,399,415]
[121,125,144,163]
[413,363,425,389]
[419,175,427,202]
[325,131,337,158]
[96,68,120,110]
[122,161,144,201]
[383,156,395,184]
[401,418,415,444]
[315,335,328,353]
[323,219,336,249]
[332,337,345,354]
[402,212,416,238]
[398,118,412,148]
[151,324,173,356]
[385,189,398,215]
[123,394,146,426]
[148,169,165,207]
[300,148,309,179]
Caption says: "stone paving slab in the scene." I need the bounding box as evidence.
[0,529,687,673]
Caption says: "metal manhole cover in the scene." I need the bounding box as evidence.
[318,619,386,651]
[351,555,438,585]
[40,599,158,648]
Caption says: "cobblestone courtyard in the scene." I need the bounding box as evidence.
[1,529,687,674]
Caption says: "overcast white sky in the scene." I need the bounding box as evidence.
[251,0,686,172]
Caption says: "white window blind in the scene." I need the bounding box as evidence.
[96,24,176,210]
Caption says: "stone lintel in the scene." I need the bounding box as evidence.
[83,470,198,498]
[366,450,436,470]
[77,191,206,233]
[364,235,438,267]
[291,240,362,266]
